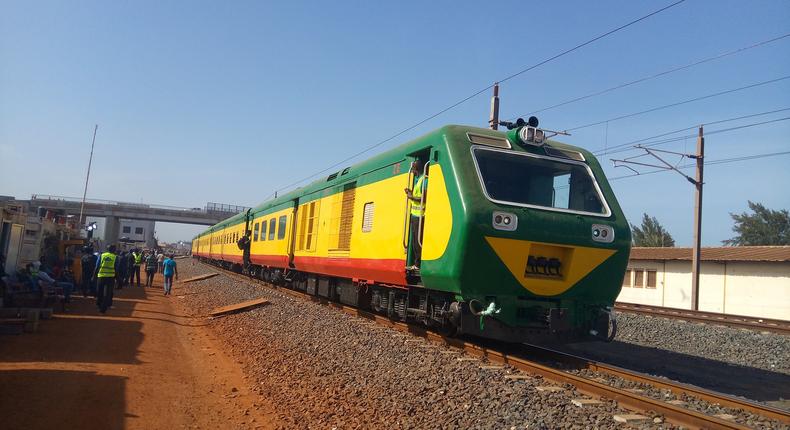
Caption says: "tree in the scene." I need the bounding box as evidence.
[723,201,790,246]
[631,213,675,247]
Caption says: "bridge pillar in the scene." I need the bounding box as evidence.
[104,216,120,248]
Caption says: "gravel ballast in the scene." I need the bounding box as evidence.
[173,261,672,429]
[613,312,789,375]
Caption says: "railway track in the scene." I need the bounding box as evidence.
[615,302,790,335]
[199,261,790,429]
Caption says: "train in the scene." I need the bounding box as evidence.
[192,121,631,343]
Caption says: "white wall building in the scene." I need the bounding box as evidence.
[119,219,156,248]
[618,247,790,320]
[83,217,156,248]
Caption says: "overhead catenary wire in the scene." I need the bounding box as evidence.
[507,32,790,121]
[564,75,790,133]
[591,107,790,155]
[265,0,687,198]
[608,149,790,181]
[602,115,790,158]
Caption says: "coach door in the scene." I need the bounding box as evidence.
[286,198,299,267]
[403,148,432,272]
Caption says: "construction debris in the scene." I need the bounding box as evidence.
[209,298,270,317]
[182,273,219,283]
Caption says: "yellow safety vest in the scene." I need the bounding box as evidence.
[97,252,117,278]
[410,175,426,217]
[133,252,142,265]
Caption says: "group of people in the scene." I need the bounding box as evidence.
[81,246,179,313]
[1,256,78,304]
[0,246,180,314]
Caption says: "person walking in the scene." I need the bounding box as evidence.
[130,249,143,287]
[157,252,165,274]
[94,245,118,313]
[162,254,178,296]
[145,251,158,288]
[116,251,128,289]
[80,247,98,297]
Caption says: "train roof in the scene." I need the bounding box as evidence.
[194,124,590,239]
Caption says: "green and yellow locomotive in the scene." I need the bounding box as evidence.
[193,121,631,343]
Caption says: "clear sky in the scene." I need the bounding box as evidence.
[1,1,789,244]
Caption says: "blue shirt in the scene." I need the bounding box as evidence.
[163,258,177,276]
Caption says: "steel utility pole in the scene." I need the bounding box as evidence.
[611,127,705,311]
[489,83,500,130]
[79,124,98,228]
[691,126,704,310]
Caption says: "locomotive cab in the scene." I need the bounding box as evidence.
[429,124,631,343]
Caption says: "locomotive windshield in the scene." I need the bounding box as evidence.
[472,146,610,216]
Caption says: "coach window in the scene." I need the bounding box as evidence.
[260,220,267,241]
[622,269,632,287]
[253,222,260,241]
[268,218,276,241]
[278,215,287,239]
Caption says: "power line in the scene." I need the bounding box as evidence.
[609,149,790,181]
[487,0,687,86]
[592,107,790,155]
[564,75,790,132]
[706,150,790,165]
[266,1,687,197]
[602,115,790,157]
[508,32,790,121]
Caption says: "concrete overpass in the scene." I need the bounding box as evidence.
[28,194,249,242]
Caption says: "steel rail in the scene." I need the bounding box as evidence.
[615,302,790,335]
[518,344,790,424]
[200,261,789,429]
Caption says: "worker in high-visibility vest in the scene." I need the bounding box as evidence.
[404,160,428,271]
[130,249,143,288]
[93,244,119,314]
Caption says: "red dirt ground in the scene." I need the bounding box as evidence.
[0,274,277,430]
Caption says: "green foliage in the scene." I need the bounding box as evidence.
[723,201,790,246]
[631,213,675,247]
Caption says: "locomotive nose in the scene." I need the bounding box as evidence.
[484,236,617,296]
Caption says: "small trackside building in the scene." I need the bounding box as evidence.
[618,246,790,320]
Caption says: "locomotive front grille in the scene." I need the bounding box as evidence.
[522,243,572,281]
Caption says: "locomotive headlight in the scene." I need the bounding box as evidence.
[518,126,546,146]
[591,224,614,243]
[493,211,517,231]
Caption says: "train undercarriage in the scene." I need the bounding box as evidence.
[196,256,459,333]
[195,256,616,343]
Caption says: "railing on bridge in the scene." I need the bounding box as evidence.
[205,202,251,215]
[31,194,249,215]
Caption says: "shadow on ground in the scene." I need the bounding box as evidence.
[560,339,790,406]
[0,288,146,365]
[0,369,126,430]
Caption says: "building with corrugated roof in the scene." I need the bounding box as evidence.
[618,246,790,320]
